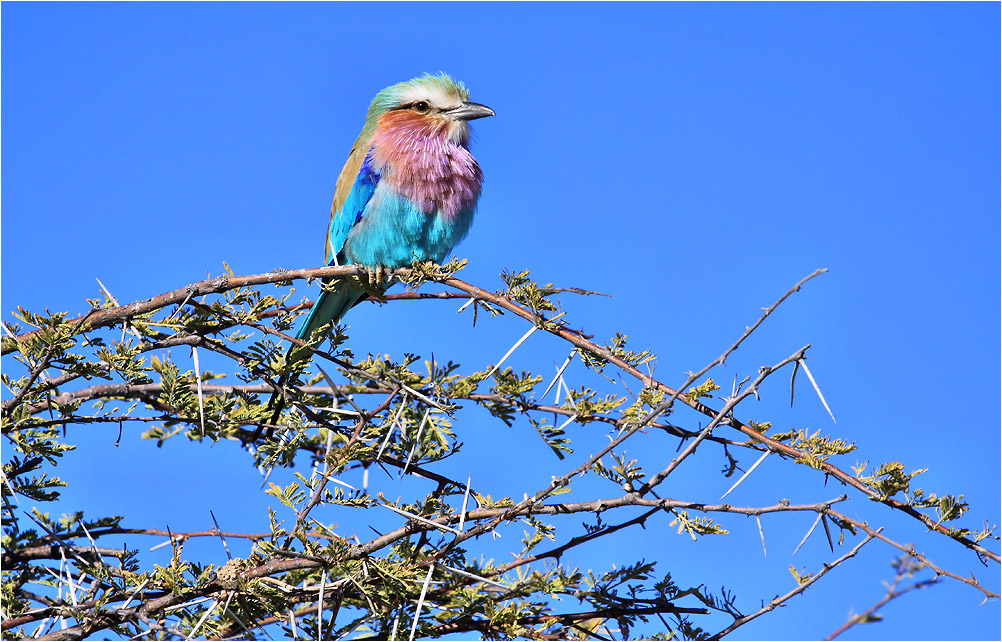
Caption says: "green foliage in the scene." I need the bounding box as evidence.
[577,333,655,377]
[669,511,730,540]
[96,340,155,385]
[500,267,559,316]
[491,367,542,400]
[400,257,469,288]
[852,461,927,501]
[529,415,574,459]
[681,378,720,405]
[771,427,856,468]
[592,452,646,490]
[2,263,995,641]
[565,385,626,418]
[789,565,815,585]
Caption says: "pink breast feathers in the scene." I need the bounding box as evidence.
[371,111,484,219]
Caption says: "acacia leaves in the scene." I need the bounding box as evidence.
[1,264,997,641]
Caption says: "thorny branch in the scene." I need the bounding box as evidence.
[824,554,941,641]
[710,532,881,640]
[3,264,997,641]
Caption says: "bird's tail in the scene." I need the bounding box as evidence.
[263,278,367,431]
[294,279,367,345]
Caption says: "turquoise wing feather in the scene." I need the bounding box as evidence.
[294,154,380,341]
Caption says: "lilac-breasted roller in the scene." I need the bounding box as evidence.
[265,74,492,427]
[295,73,494,343]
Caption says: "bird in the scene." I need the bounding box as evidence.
[298,72,493,343]
[268,73,494,422]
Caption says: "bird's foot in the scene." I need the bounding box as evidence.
[357,266,388,302]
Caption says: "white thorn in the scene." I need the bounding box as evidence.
[0,468,20,505]
[756,514,767,558]
[377,401,408,460]
[439,564,508,589]
[192,347,206,436]
[317,569,326,641]
[403,408,432,476]
[485,325,538,379]
[121,579,150,611]
[798,358,836,423]
[793,512,824,555]
[189,599,219,638]
[149,538,176,552]
[326,476,358,491]
[95,277,120,306]
[399,383,445,411]
[390,612,400,641]
[560,376,576,408]
[459,475,472,533]
[720,450,771,500]
[409,563,435,641]
[541,350,576,400]
[380,503,462,535]
[556,413,579,432]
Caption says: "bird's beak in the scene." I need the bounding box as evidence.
[445,101,495,121]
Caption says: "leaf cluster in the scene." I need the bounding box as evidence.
[2,264,997,641]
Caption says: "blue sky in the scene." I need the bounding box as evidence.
[2,3,999,640]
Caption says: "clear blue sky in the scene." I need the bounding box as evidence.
[3,3,999,640]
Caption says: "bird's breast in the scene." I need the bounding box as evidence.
[370,121,484,220]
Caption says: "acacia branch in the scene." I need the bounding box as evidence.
[428,271,1000,563]
[825,556,940,641]
[2,266,372,356]
[21,382,756,451]
[710,532,880,639]
[4,265,998,641]
[825,507,997,599]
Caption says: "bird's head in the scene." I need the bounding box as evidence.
[365,73,494,146]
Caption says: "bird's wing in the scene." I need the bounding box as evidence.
[325,144,379,266]
[295,147,380,342]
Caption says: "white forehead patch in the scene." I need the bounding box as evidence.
[398,84,463,110]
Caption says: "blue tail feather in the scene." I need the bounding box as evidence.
[295,279,366,342]
[264,279,365,429]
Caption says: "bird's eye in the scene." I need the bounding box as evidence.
[412,101,430,113]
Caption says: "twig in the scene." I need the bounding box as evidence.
[824,556,940,640]
[711,531,880,640]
